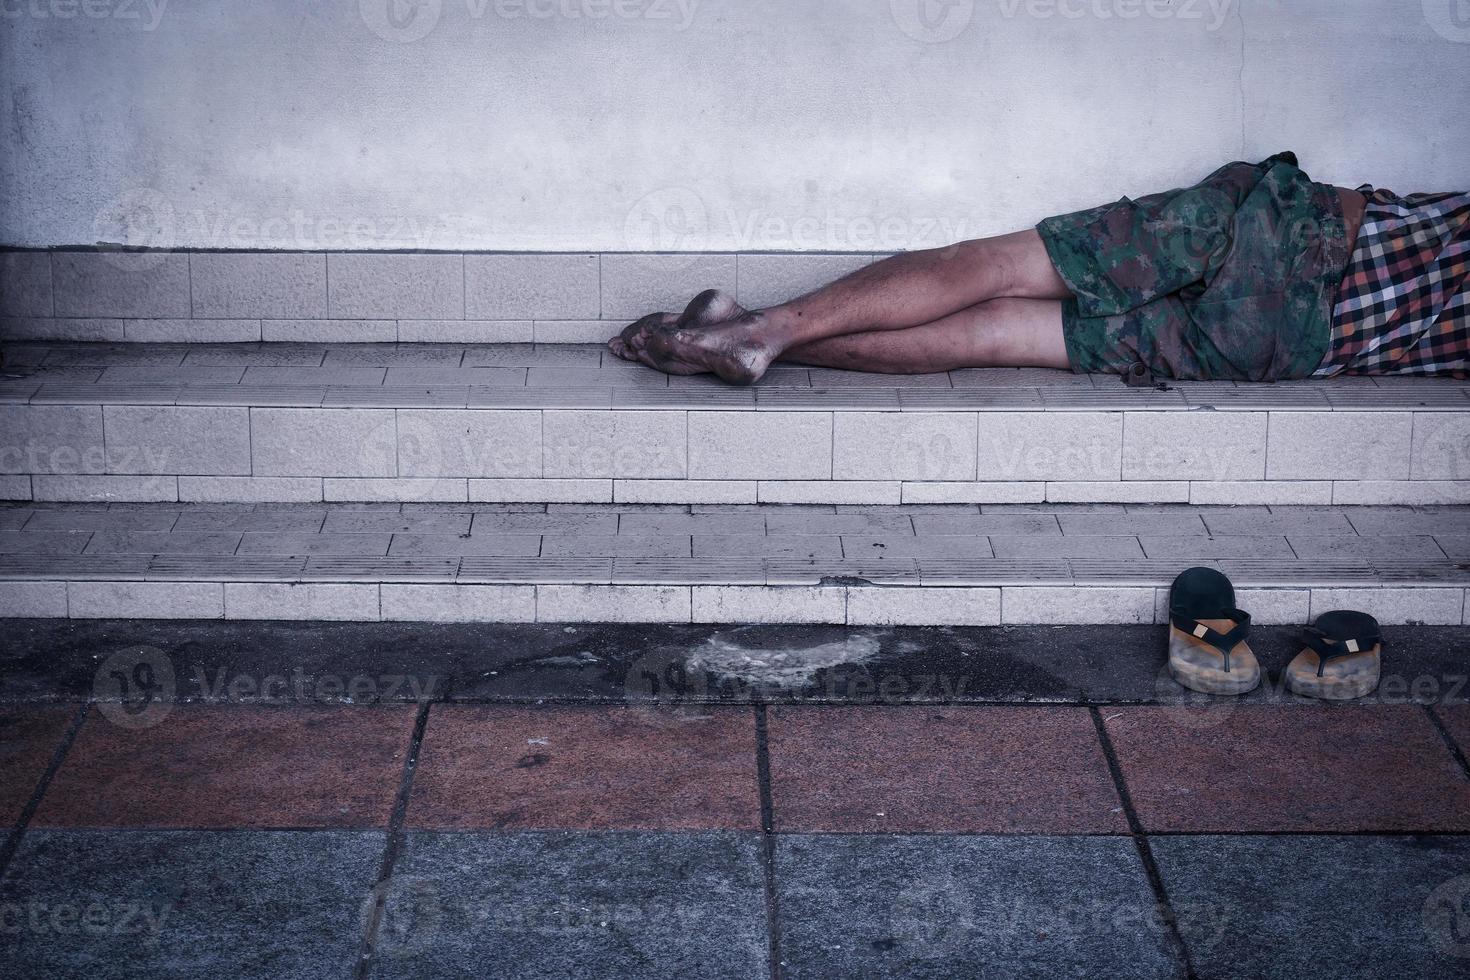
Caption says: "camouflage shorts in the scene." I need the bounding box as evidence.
[1037,152,1353,382]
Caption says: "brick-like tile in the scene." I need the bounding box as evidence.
[380,583,536,621]
[0,581,68,616]
[84,530,241,554]
[688,412,832,480]
[32,475,179,503]
[1105,705,1470,832]
[68,581,222,618]
[0,706,74,825]
[1308,587,1464,625]
[178,476,324,502]
[52,252,191,318]
[251,407,396,477]
[977,412,1122,482]
[535,584,690,622]
[262,318,395,342]
[397,409,542,478]
[35,705,414,828]
[544,409,686,478]
[846,586,1001,625]
[465,253,599,319]
[833,412,978,481]
[1123,411,1267,481]
[224,582,380,620]
[692,585,846,624]
[103,405,251,475]
[599,254,737,319]
[991,534,1143,558]
[1411,413,1470,480]
[777,835,1179,979]
[1002,586,1155,624]
[767,706,1124,833]
[125,317,262,342]
[326,253,463,319]
[0,405,105,474]
[0,251,52,317]
[407,705,759,830]
[1152,835,1470,980]
[190,252,327,319]
[1267,413,1413,480]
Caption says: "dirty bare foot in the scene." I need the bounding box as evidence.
[609,289,776,384]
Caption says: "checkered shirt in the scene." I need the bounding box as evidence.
[1314,186,1470,376]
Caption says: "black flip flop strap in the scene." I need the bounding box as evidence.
[1170,607,1252,657]
[1299,626,1383,663]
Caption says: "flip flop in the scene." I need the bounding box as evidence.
[1166,566,1260,696]
[1285,610,1384,700]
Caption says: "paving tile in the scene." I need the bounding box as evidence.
[833,412,977,481]
[1001,586,1155,624]
[177,476,324,503]
[381,366,521,386]
[241,365,385,385]
[615,479,757,504]
[126,317,263,342]
[0,706,74,825]
[841,535,993,559]
[1308,587,1465,625]
[1334,481,1470,506]
[0,404,105,474]
[323,344,468,368]
[380,583,536,622]
[1058,511,1208,535]
[1201,509,1356,535]
[182,343,326,366]
[408,705,758,830]
[617,512,765,535]
[1152,835,1470,980]
[472,512,615,534]
[103,405,252,475]
[1411,412,1470,480]
[693,533,841,558]
[543,534,690,557]
[172,508,324,532]
[22,506,179,532]
[83,530,241,554]
[0,581,68,616]
[1189,480,1335,505]
[375,830,766,978]
[0,529,91,554]
[1122,411,1267,480]
[323,477,469,502]
[1348,507,1470,536]
[52,252,191,318]
[327,253,463,319]
[470,477,613,503]
[777,834,1180,979]
[990,534,1143,558]
[1104,705,1470,832]
[768,706,1123,833]
[0,829,381,980]
[1267,413,1413,480]
[397,319,533,343]
[688,411,832,480]
[36,705,413,827]
[263,318,396,342]
[250,407,397,477]
[323,511,468,534]
[535,584,690,622]
[1138,534,1293,557]
[224,582,381,620]
[759,480,901,505]
[533,318,616,343]
[388,532,540,556]
[190,251,327,318]
[68,581,223,618]
[396,409,542,478]
[3,317,122,342]
[0,251,52,317]
[846,585,1002,625]
[1287,533,1448,559]
[543,409,687,479]
[912,513,1061,535]
[599,254,738,319]
[763,511,914,535]
[692,585,846,624]
[32,474,179,502]
[976,412,1122,481]
[1047,480,1190,503]
[464,253,600,319]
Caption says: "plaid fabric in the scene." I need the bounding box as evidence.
[1314,186,1470,376]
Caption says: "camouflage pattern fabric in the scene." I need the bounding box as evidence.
[1037,152,1352,381]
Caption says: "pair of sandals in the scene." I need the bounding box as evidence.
[1167,567,1384,700]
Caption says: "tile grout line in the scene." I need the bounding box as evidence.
[1422,704,1470,781]
[753,703,785,980]
[354,699,433,980]
[0,701,90,880]
[1088,706,1198,980]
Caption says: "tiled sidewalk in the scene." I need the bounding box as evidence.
[1,501,1467,624]
[2,620,1470,977]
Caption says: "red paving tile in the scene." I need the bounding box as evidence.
[766,705,1126,834]
[34,705,415,829]
[0,706,76,826]
[1105,705,1470,833]
[407,705,760,831]
[1435,704,1470,759]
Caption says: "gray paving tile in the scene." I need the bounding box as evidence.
[1138,535,1294,558]
[1152,835,1470,980]
[776,834,1179,979]
[842,535,993,559]
[0,830,381,980]
[321,386,469,409]
[767,557,920,585]
[1058,512,1209,535]
[613,557,766,584]
[471,513,617,534]
[599,253,739,319]
[382,367,525,386]
[990,535,1144,559]
[238,531,391,556]
[0,506,35,530]
[456,556,612,583]
[527,367,666,388]
[322,344,467,367]
[190,252,328,319]
[462,343,602,367]
[466,387,612,409]
[949,366,1091,387]
[242,366,387,386]
[1202,510,1357,535]
[388,533,541,557]
[175,385,327,407]
[327,253,463,319]
[693,534,841,559]
[808,368,951,388]
[0,251,52,318]
[183,344,327,366]
[83,530,242,554]
[542,534,692,558]
[322,512,471,534]
[0,529,91,554]
[371,831,766,979]
[616,513,766,536]
[912,514,1062,535]
[464,253,600,319]
[22,507,180,532]
[100,365,247,384]
[52,253,191,318]
[1287,534,1449,560]
[1346,508,1470,536]
[764,512,915,535]
[1436,535,1470,561]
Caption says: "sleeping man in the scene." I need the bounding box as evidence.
[609,152,1468,384]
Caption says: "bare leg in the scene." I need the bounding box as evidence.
[783,298,1067,373]
[617,229,1071,383]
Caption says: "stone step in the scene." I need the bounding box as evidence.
[3,341,1468,507]
[0,501,1465,624]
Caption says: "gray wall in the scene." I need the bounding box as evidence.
[3,0,1468,251]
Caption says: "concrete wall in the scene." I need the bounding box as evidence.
[2,0,1468,252]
